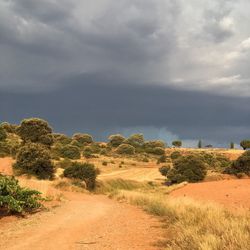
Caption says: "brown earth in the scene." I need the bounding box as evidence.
[171,179,250,210]
[0,158,164,250]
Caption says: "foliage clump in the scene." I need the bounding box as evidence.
[63,162,99,190]
[0,122,17,134]
[167,155,207,184]
[172,140,182,147]
[14,143,55,179]
[72,133,93,145]
[17,118,53,146]
[60,145,81,159]
[159,165,171,176]
[224,150,250,176]
[0,127,7,142]
[170,151,182,160]
[0,174,43,214]
[53,133,72,145]
[108,134,125,147]
[116,144,135,155]
[144,140,165,155]
[240,140,250,150]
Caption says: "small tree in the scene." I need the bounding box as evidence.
[170,151,181,160]
[240,140,250,150]
[230,142,234,149]
[63,162,99,190]
[60,145,81,159]
[159,165,171,176]
[108,134,125,147]
[53,133,72,145]
[167,155,207,184]
[14,143,55,179]
[17,118,53,146]
[116,144,135,155]
[72,133,93,145]
[172,140,182,148]
[198,140,202,148]
[0,122,17,134]
[126,134,144,147]
[0,127,7,142]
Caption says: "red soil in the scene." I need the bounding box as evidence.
[171,179,250,210]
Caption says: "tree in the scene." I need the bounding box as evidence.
[198,140,202,148]
[172,140,182,148]
[60,145,81,159]
[159,165,171,176]
[0,122,17,133]
[230,142,234,149]
[240,140,250,150]
[14,143,55,179]
[0,127,7,141]
[167,155,207,184]
[126,134,144,147]
[116,144,135,155]
[108,134,125,147]
[72,133,93,145]
[17,118,53,146]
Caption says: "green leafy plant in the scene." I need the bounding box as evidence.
[0,127,7,142]
[172,140,182,148]
[116,144,135,155]
[0,174,43,214]
[240,140,250,150]
[159,165,171,176]
[108,134,125,147]
[60,145,81,159]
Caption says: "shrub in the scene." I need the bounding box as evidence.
[172,140,182,148]
[0,142,10,157]
[152,147,165,155]
[14,143,55,179]
[72,133,93,145]
[55,158,73,169]
[0,122,17,134]
[144,140,165,154]
[157,154,167,164]
[224,151,250,175]
[142,157,149,162]
[60,145,81,159]
[126,134,144,147]
[17,118,53,146]
[63,162,99,190]
[53,133,72,145]
[0,174,43,214]
[116,144,135,155]
[198,140,202,148]
[102,161,108,166]
[167,155,207,184]
[230,142,234,149]
[159,165,171,176]
[240,140,250,150]
[108,134,125,147]
[170,151,181,160]
[0,127,7,141]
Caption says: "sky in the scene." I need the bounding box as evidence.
[0,0,250,147]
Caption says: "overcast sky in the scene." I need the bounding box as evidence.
[1,0,250,146]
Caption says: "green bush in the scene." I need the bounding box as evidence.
[144,140,165,154]
[60,145,81,159]
[0,142,10,157]
[224,151,250,176]
[116,144,135,155]
[240,140,250,150]
[0,122,17,134]
[0,127,7,141]
[159,165,171,176]
[72,133,93,145]
[14,143,55,179]
[0,174,43,214]
[167,155,207,184]
[53,133,72,145]
[157,154,167,164]
[108,134,125,147]
[126,134,144,147]
[63,162,99,190]
[16,118,53,146]
[170,151,182,160]
[55,158,73,169]
[172,140,182,148]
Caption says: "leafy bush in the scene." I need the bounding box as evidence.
[170,151,181,160]
[53,133,72,145]
[63,162,99,190]
[152,147,165,155]
[17,118,53,146]
[0,142,10,157]
[102,161,108,166]
[126,134,144,147]
[0,127,7,141]
[0,122,17,133]
[72,133,93,145]
[116,144,135,155]
[240,140,250,150]
[108,134,125,147]
[144,140,165,154]
[14,143,55,179]
[172,140,182,147]
[157,154,167,164]
[0,174,43,214]
[167,155,207,184]
[159,165,171,176]
[224,151,250,175]
[55,158,73,169]
[230,142,234,149]
[60,145,81,159]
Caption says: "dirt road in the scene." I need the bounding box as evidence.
[0,192,163,250]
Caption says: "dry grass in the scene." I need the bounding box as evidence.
[114,190,250,250]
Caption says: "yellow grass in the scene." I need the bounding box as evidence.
[114,190,250,250]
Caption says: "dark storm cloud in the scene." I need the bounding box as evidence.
[1,74,250,145]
